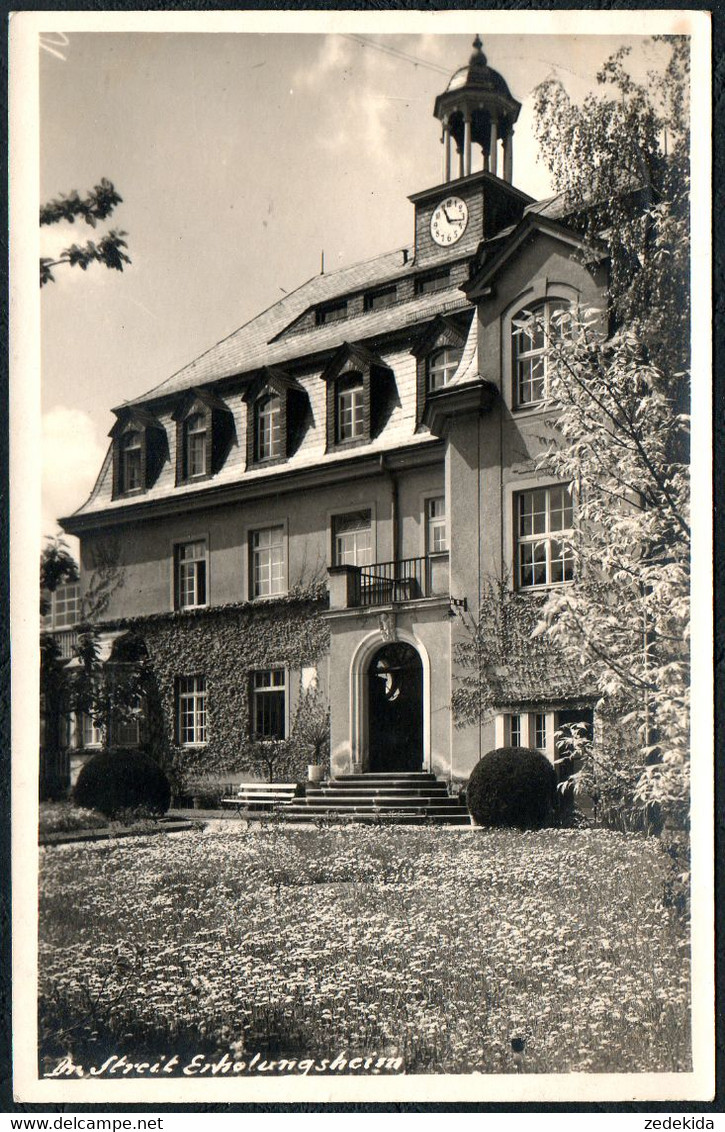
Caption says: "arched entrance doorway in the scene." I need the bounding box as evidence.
[367,642,424,772]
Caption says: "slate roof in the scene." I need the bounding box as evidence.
[123,246,472,409]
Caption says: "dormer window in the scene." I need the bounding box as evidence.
[255,394,282,462]
[321,343,394,453]
[110,410,167,499]
[336,374,365,443]
[120,430,142,492]
[172,387,234,485]
[244,367,308,470]
[415,268,450,295]
[316,300,348,326]
[185,413,208,479]
[412,313,471,427]
[427,346,463,392]
[364,285,397,313]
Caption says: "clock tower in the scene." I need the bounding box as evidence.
[411,36,533,267]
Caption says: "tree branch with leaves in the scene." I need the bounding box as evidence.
[40,178,131,286]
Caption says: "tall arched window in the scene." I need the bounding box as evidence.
[255,394,282,461]
[512,299,571,408]
[427,346,462,392]
[185,412,207,478]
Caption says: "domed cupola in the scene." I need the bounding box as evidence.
[434,35,521,183]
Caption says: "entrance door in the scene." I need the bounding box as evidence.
[367,642,423,772]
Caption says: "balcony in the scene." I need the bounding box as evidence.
[328,554,449,610]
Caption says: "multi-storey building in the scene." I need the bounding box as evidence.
[58,39,604,791]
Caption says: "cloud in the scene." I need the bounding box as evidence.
[42,407,107,538]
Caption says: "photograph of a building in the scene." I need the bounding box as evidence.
[43,35,613,806]
[24,17,709,1098]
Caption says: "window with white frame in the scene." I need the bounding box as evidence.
[120,429,143,493]
[332,511,373,567]
[43,582,80,631]
[534,712,548,751]
[427,346,462,392]
[251,669,286,740]
[516,485,574,589]
[509,713,522,747]
[185,413,208,479]
[251,526,285,598]
[425,497,447,554]
[81,712,103,749]
[512,299,571,408]
[177,676,207,746]
[336,375,365,443]
[255,394,282,462]
[112,695,141,747]
[175,540,208,609]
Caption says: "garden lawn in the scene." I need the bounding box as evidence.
[39,824,690,1075]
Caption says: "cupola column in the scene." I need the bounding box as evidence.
[442,120,452,183]
[489,120,499,178]
[463,111,472,177]
[503,129,513,183]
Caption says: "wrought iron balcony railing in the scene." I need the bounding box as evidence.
[328,553,449,610]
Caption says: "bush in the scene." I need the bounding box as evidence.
[466,746,558,830]
[73,749,171,818]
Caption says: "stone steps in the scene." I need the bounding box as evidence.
[280,771,470,826]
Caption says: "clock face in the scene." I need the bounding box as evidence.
[430,196,469,247]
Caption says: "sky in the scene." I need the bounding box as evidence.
[37,22,673,543]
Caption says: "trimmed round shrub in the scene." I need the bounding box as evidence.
[466,746,558,830]
[73,749,171,818]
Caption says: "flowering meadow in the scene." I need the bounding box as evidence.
[39,824,690,1076]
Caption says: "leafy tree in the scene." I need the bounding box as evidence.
[529,38,690,824]
[40,178,131,286]
[40,536,79,616]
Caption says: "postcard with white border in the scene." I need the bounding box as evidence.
[9,7,714,1105]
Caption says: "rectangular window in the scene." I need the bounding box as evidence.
[251,669,286,740]
[333,511,373,567]
[316,300,348,326]
[48,583,80,629]
[251,526,285,598]
[255,396,282,462]
[509,714,522,747]
[121,431,143,492]
[516,485,574,589]
[177,676,207,746]
[534,712,547,751]
[364,286,397,312]
[81,713,103,749]
[337,381,365,442]
[176,540,208,609]
[426,497,447,554]
[112,697,141,748]
[415,269,450,296]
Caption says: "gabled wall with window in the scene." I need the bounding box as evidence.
[110,409,167,499]
[171,386,234,485]
[242,366,309,470]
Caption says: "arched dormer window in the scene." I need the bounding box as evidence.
[120,429,142,493]
[110,409,167,499]
[336,373,365,443]
[172,387,234,485]
[255,394,282,462]
[427,346,463,392]
[512,299,571,409]
[320,343,393,453]
[243,367,309,470]
[185,412,208,479]
[412,313,471,427]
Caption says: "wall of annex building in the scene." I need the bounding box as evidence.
[78,462,445,621]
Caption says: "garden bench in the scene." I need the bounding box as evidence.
[220,782,302,817]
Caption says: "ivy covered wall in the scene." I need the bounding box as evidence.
[98,590,330,792]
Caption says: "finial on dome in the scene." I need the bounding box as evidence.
[471,34,487,66]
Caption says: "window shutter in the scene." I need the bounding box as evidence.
[175,419,185,485]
